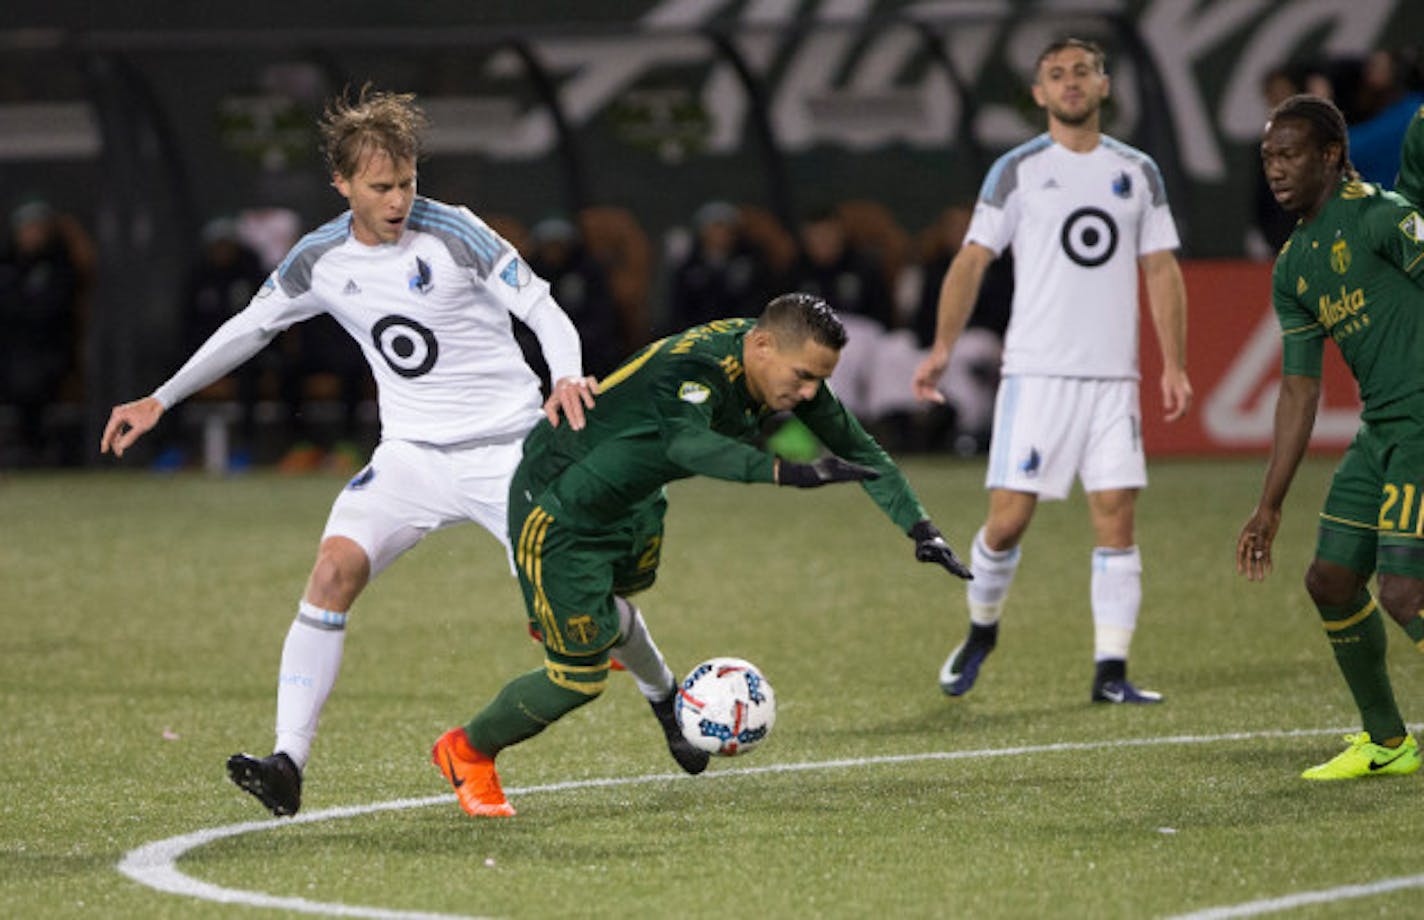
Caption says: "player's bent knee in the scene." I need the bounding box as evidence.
[307,537,371,609]
[1377,575,1424,623]
[1303,558,1365,607]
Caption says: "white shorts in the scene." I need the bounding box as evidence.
[321,437,525,579]
[985,376,1146,500]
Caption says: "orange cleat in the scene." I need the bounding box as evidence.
[431,728,516,818]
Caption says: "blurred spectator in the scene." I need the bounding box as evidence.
[867,204,1010,453]
[667,201,775,332]
[578,206,654,355]
[278,313,369,474]
[0,200,87,466]
[525,216,623,380]
[913,205,1012,347]
[1347,48,1424,187]
[910,204,1010,450]
[152,218,278,471]
[782,205,895,420]
[835,199,911,307]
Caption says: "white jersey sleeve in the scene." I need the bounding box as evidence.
[519,295,583,384]
[149,232,331,409]
[978,134,1181,379]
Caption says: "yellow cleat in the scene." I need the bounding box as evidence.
[1301,732,1420,780]
[431,728,517,817]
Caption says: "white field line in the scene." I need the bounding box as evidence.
[118,726,1404,919]
[1160,875,1424,920]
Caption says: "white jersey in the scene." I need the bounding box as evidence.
[966,134,1180,379]
[154,197,582,446]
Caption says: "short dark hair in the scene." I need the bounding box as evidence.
[756,293,848,351]
[1035,38,1107,78]
[319,83,428,178]
[1267,93,1359,180]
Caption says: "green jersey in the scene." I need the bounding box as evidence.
[1271,178,1424,419]
[1396,103,1424,207]
[517,317,927,531]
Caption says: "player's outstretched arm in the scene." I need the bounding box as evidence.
[1236,373,1319,582]
[100,396,165,458]
[775,455,880,488]
[544,375,599,430]
[912,242,994,404]
[909,520,973,579]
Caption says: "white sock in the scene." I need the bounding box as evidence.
[1091,546,1142,661]
[273,601,348,770]
[610,597,675,702]
[966,527,1021,627]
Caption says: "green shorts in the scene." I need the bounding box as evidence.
[507,475,666,661]
[1318,409,1424,579]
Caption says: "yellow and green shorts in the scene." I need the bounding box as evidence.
[1319,412,1424,579]
[508,485,666,661]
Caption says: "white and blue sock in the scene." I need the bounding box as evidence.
[967,527,1022,628]
[273,600,348,770]
[1091,546,1142,662]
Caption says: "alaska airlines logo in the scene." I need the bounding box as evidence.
[1317,286,1368,337]
[1329,238,1351,274]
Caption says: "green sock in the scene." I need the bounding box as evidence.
[464,662,606,756]
[1317,591,1406,741]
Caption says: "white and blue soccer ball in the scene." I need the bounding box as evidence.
[675,657,776,756]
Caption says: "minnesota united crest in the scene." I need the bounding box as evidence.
[408,256,433,293]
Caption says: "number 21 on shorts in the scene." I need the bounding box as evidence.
[1379,482,1424,534]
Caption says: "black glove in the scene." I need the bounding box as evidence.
[776,455,881,488]
[910,520,973,580]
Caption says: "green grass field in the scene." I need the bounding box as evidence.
[4,456,1424,919]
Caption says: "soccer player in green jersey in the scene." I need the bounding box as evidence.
[1238,94,1424,780]
[430,292,973,816]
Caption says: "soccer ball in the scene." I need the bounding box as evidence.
[675,657,776,756]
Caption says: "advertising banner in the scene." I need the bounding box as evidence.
[1141,260,1361,456]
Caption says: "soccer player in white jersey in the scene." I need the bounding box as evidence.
[911,38,1193,704]
[99,87,613,816]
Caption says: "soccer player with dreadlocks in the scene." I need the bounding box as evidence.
[1239,93,1424,780]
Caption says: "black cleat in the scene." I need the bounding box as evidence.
[227,751,302,816]
[650,693,710,775]
[938,622,998,697]
[1091,658,1163,704]
[1091,679,1164,704]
